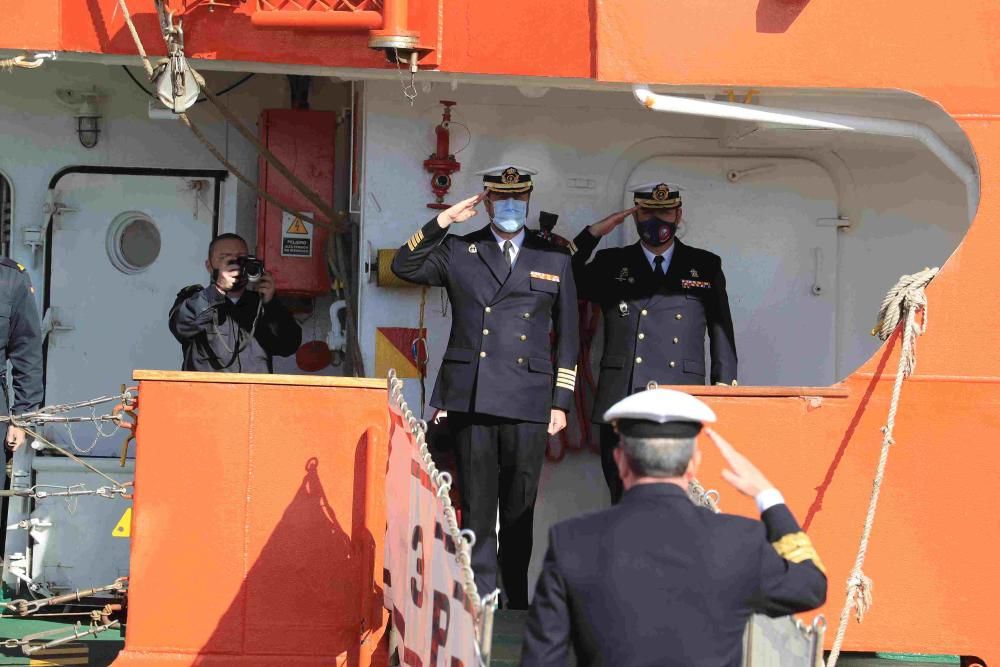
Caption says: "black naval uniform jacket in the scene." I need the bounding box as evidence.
[169,285,302,373]
[0,259,43,420]
[392,220,579,423]
[522,484,827,667]
[572,229,737,421]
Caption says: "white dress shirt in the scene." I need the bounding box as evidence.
[641,241,676,273]
[755,488,786,513]
[491,227,526,267]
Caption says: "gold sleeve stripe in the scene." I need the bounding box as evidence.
[406,230,425,251]
[772,532,826,574]
[555,381,576,391]
[567,241,578,256]
[557,372,577,382]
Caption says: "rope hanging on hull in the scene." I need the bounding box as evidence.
[826,266,939,667]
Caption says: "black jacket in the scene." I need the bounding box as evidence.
[572,230,737,421]
[169,285,302,373]
[522,484,827,667]
[0,258,42,415]
[391,220,579,423]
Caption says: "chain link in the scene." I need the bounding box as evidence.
[2,483,131,500]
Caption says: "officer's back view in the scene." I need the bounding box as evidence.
[522,388,826,667]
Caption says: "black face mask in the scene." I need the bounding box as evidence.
[635,217,677,245]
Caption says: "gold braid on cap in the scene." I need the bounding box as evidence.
[634,183,681,209]
[483,167,534,193]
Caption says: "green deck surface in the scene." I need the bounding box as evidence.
[0,615,123,666]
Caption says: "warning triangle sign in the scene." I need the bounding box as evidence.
[287,217,309,235]
[112,508,132,538]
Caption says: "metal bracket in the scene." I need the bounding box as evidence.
[40,308,74,341]
[25,191,77,267]
[816,217,851,229]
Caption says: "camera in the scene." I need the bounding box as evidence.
[236,255,264,284]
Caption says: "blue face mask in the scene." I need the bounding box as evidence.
[491,198,528,233]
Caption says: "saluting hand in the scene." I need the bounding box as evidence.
[589,206,640,238]
[436,193,486,228]
[705,428,775,498]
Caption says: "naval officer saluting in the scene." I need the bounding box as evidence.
[392,165,579,609]
[522,388,827,667]
[571,182,737,502]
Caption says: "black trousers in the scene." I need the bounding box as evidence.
[599,423,624,505]
[449,412,547,610]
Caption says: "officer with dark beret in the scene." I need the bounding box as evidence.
[571,182,737,502]
[522,388,827,667]
[392,165,579,609]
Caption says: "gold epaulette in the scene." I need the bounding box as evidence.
[772,531,826,574]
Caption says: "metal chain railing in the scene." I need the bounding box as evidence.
[388,370,497,665]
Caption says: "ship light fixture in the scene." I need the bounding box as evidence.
[75,95,101,149]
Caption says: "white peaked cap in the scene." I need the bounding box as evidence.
[603,388,717,425]
[627,181,685,193]
[475,165,539,176]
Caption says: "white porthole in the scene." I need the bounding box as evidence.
[107,211,161,274]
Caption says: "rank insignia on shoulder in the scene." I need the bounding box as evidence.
[468,244,478,254]
[530,271,560,282]
[16,263,25,272]
[690,269,699,278]
[681,279,711,289]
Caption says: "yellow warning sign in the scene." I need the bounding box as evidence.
[112,508,132,538]
[286,217,309,235]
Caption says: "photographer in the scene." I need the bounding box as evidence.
[169,233,302,373]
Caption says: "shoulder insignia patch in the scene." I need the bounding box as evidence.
[0,257,21,271]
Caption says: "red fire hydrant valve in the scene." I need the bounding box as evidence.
[424,100,461,209]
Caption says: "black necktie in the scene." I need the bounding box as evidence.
[503,240,514,271]
[653,255,665,279]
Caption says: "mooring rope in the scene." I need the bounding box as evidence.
[825,266,938,667]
